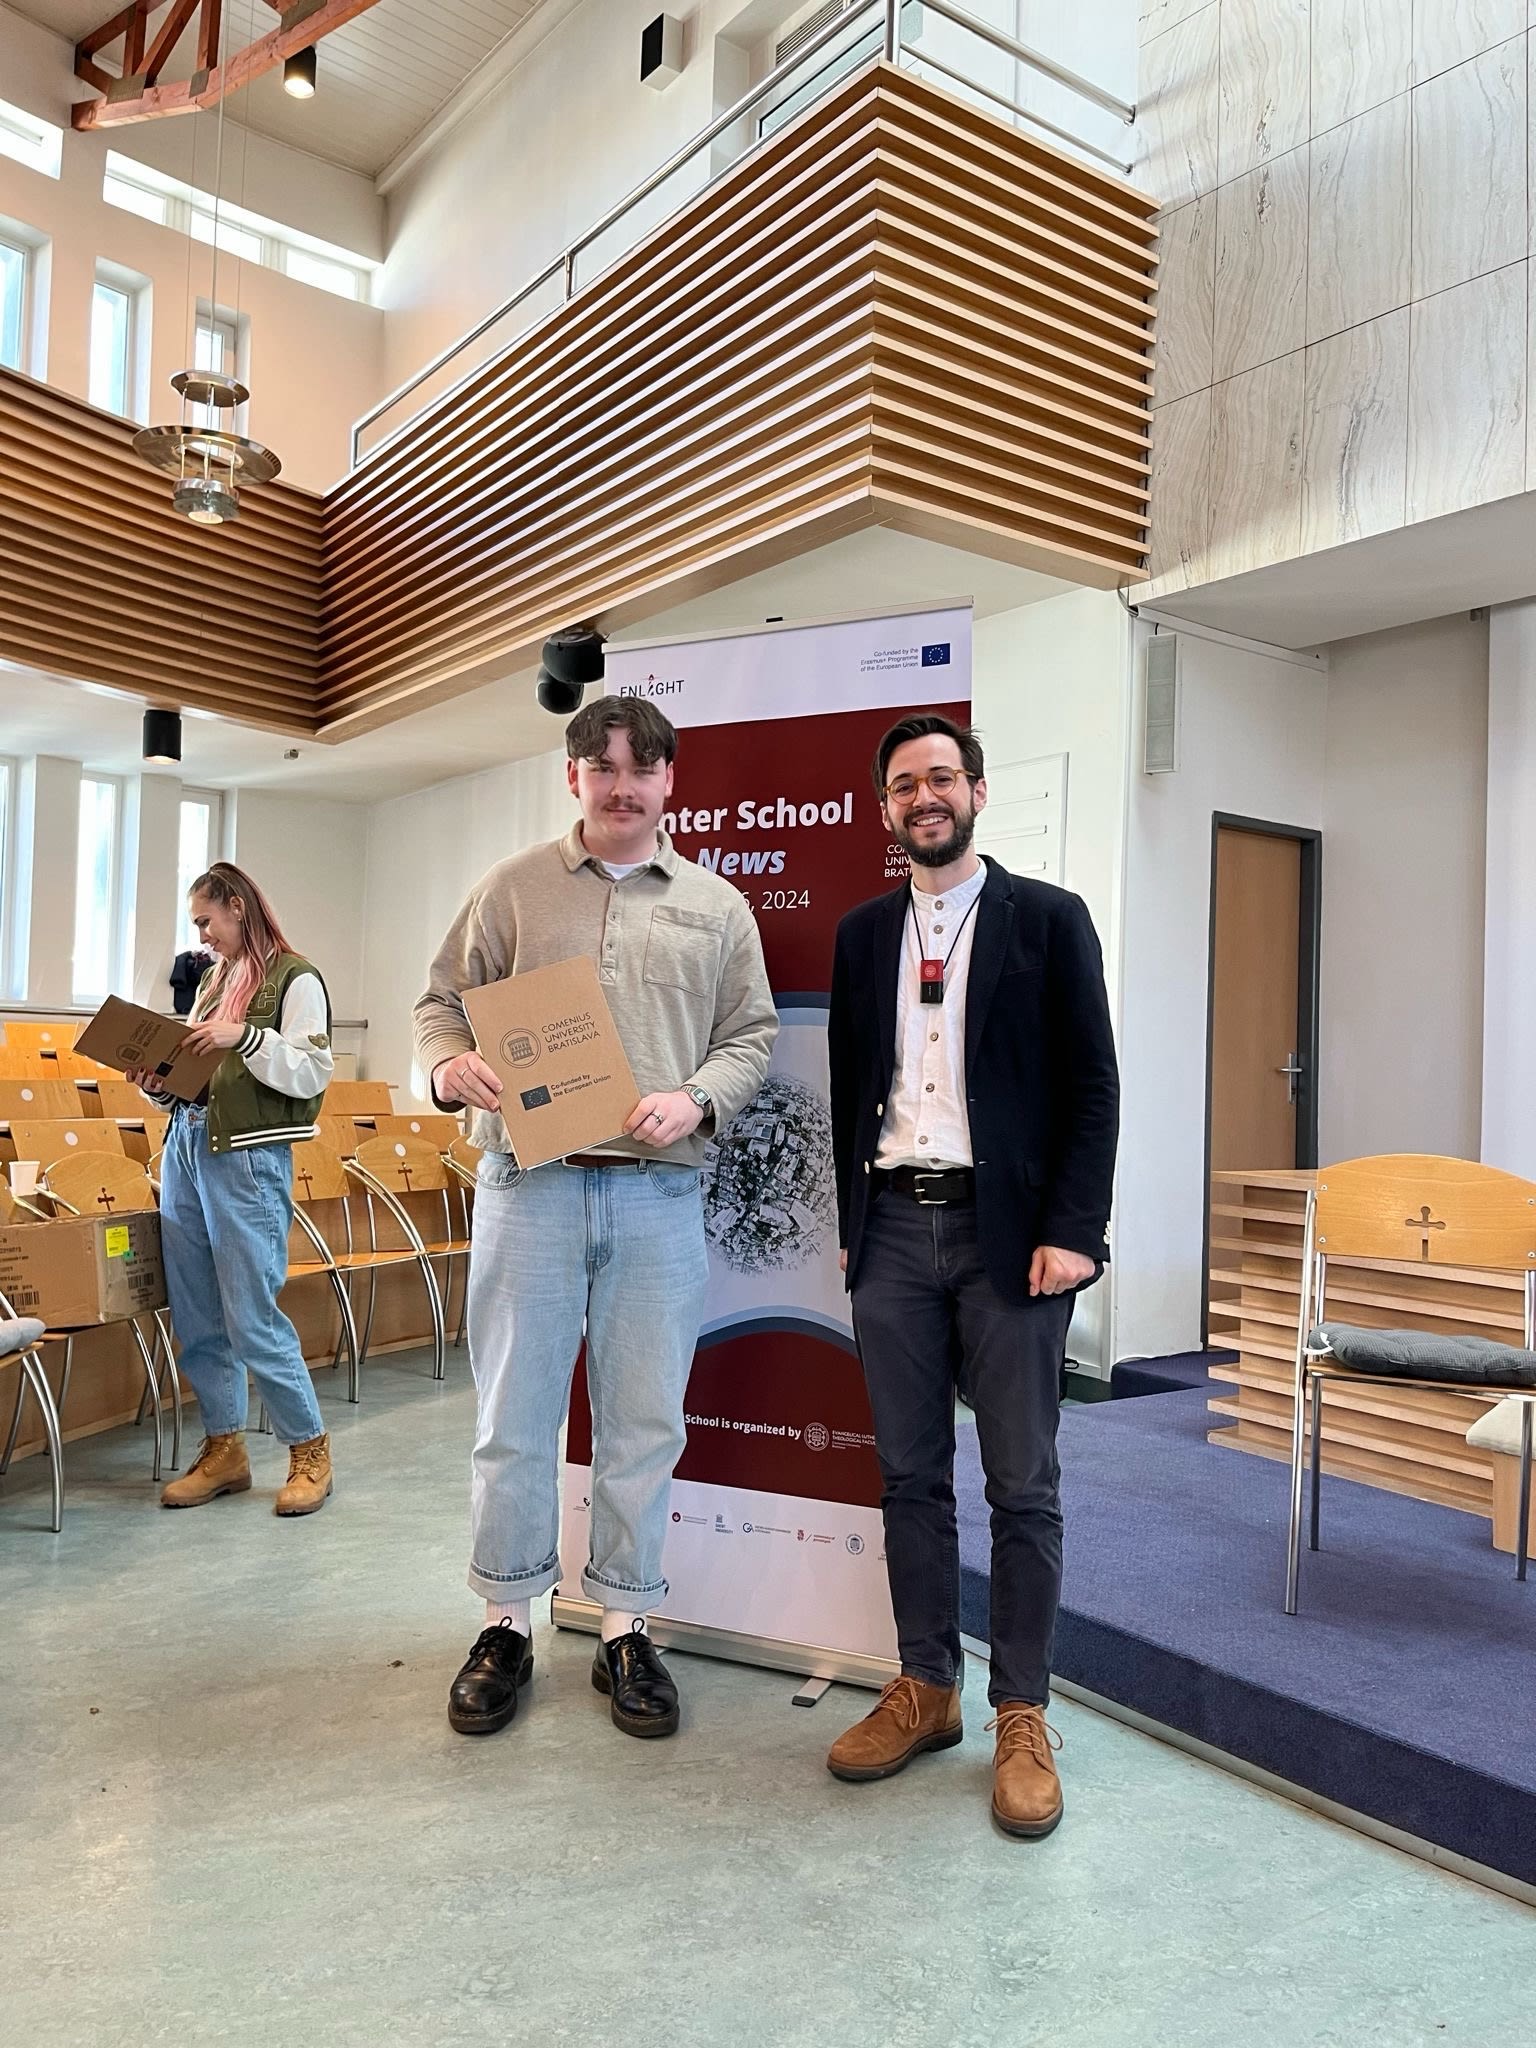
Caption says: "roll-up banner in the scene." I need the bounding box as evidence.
[553,604,972,1681]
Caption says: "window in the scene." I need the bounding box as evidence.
[73,775,123,1004]
[193,308,244,430]
[0,237,26,371]
[0,758,13,998]
[0,97,63,180]
[89,278,131,415]
[102,173,168,224]
[103,152,377,302]
[174,791,222,954]
[190,210,264,263]
[284,248,360,300]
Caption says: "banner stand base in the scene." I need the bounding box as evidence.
[552,1594,896,1695]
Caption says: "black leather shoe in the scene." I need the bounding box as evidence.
[591,1624,679,1738]
[448,1621,534,1735]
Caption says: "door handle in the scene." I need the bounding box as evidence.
[1277,1054,1303,1106]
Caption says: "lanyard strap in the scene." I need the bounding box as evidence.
[907,884,982,975]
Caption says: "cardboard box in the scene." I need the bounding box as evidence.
[462,956,640,1170]
[75,996,223,1103]
[0,1210,166,1328]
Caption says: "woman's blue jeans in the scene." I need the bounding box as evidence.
[159,1107,325,1446]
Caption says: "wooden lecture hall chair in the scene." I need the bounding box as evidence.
[1287,1154,1536,1613]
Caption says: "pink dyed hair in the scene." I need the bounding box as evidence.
[190,863,296,1025]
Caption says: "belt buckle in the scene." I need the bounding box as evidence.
[912,1172,947,1206]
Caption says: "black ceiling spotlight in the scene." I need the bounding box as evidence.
[142,707,182,765]
[283,46,318,99]
[536,625,606,714]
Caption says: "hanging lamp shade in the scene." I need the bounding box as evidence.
[132,369,280,526]
[142,709,182,765]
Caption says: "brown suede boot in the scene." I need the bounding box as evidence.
[988,1702,1064,1839]
[160,1433,251,1509]
[826,1675,962,1782]
[275,1433,333,1517]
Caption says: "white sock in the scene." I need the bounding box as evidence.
[601,1608,646,1644]
[485,1599,531,1636]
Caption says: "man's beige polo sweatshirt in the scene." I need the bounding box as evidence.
[412,823,778,1167]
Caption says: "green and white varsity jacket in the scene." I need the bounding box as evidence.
[182,952,334,1156]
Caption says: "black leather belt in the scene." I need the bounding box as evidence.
[877,1166,975,1206]
[563,1154,647,1170]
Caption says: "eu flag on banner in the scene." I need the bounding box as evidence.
[921,643,951,667]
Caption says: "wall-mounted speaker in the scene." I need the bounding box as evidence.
[1144,631,1181,775]
[640,14,684,89]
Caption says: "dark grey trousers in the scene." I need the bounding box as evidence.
[850,1188,1072,1707]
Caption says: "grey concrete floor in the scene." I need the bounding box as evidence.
[3,1350,1534,2048]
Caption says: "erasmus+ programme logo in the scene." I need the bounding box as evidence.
[921,643,952,668]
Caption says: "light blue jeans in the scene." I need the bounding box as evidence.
[159,1106,325,1446]
[466,1155,709,1607]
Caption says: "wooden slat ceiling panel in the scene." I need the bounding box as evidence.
[0,63,1155,741]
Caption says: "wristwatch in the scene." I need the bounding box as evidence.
[684,1085,713,1118]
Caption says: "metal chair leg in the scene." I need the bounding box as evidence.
[1,1364,28,1477]
[1517,1399,1532,1585]
[1308,1374,1323,1552]
[19,1348,63,1533]
[153,1313,182,1471]
[127,1318,165,1483]
[326,1269,361,1402]
[256,1399,272,1435]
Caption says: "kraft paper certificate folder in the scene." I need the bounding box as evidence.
[461,956,639,1170]
[75,996,225,1102]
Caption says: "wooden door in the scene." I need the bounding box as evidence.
[1210,828,1304,1170]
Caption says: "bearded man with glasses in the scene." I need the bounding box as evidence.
[824,714,1119,1839]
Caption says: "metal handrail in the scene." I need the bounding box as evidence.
[348,0,1137,468]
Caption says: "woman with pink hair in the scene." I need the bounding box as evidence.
[133,863,337,1516]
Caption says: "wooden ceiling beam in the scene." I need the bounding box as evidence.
[143,0,203,85]
[71,0,381,130]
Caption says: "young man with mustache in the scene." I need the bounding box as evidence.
[415,697,776,1743]
[825,714,1119,1838]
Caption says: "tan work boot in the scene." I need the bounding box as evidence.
[275,1433,333,1517]
[988,1702,1064,1839]
[160,1432,252,1509]
[826,1674,962,1782]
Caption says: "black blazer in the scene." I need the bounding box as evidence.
[828,858,1120,1306]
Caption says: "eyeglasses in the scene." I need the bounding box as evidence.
[882,767,978,804]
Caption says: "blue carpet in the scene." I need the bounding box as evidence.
[957,1387,1536,1886]
[1110,1349,1236,1399]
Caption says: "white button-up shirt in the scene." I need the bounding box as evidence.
[876,862,986,1170]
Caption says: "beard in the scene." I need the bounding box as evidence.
[893,802,978,869]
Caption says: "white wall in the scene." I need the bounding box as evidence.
[973,585,1132,1374]
[1320,615,1488,1165]
[0,6,384,489]
[1484,601,1536,1179]
[357,751,571,1095]
[228,790,368,1022]
[1116,628,1328,1360]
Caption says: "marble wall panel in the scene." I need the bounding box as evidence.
[1208,351,1306,574]
[1308,94,1412,342]
[1407,263,1527,521]
[1311,0,1413,131]
[1301,309,1410,550]
[1218,0,1312,184]
[1136,5,1221,206]
[1154,197,1215,404]
[1411,0,1525,83]
[1213,146,1309,379]
[1139,0,1212,42]
[1145,388,1213,586]
[1411,39,1527,300]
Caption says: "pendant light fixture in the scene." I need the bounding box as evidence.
[283,47,318,98]
[142,709,183,765]
[131,0,280,525]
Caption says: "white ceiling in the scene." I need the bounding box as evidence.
[11,0,553,178]
[0,528,1073,806]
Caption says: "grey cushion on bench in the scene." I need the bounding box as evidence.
[0,1317,46,1359]
[1310,1322,1536,1389]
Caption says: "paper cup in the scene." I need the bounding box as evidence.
[9,1161,41,1198]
